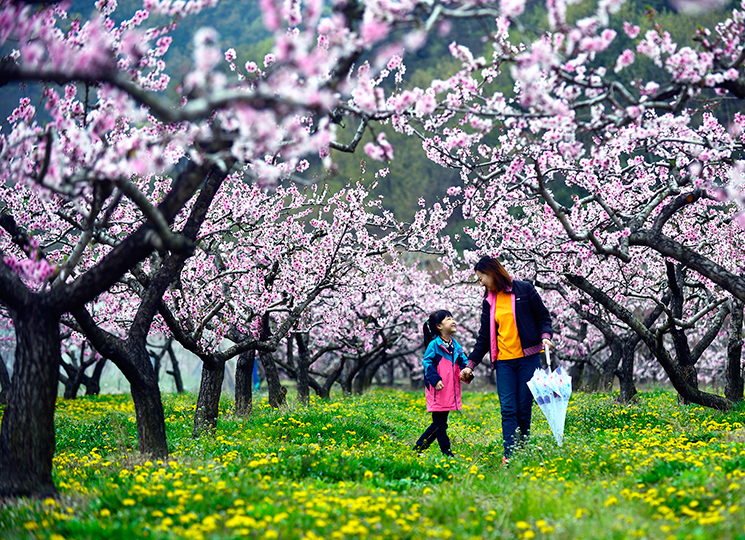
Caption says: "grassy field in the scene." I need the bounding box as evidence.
[0,388,744,539]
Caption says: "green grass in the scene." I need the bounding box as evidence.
[0,388,744,539]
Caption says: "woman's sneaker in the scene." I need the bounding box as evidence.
[501,456,510,467]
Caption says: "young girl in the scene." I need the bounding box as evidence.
[413,310,470,457]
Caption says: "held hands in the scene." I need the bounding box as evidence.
[460,367,473,382]
[435,380,445,391]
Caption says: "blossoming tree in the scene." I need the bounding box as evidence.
[3,0,745,501]
[352,0,745,408]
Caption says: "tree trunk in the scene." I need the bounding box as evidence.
[726,299,744,403]
[354,351,389,395]
[567,361,584,393]
[0,304,60,498]
[85,357,106,396]
[295,333,310,407]
[316,356,345,399]
[617,342,638,403]
[667,263,697,405]
[165,342,184,393]
[62,371,83,400]
[234,349,255,417]
[567,274,732,410]
[61,345,88,400]
[340,364,354,396]
[193,361,225,436]
[261,351,286,408]
[0,351,11,405]
[123,342,169,457]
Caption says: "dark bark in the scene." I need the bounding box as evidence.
[234,349,255,417]
[0,302,60,498]
[60,342,96,400]
[127,350,169,457]
[726,299,744,403]
[193,361,225,436]
[666,263,696,404]
[85,357,106,396]
[0,351,12,405]
[567,274,732,410]
[617,342,638,403]
[340,369,353,396]
[259,315,286,409]
[47,161,214,311]
[566,361,584,392]
[294,333,311,407]
[582,363,602,392]
[165,341,184,394]
[353,351,388,395]
[261,351,286,408]
[317,358,345,399]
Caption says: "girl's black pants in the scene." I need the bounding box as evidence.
[414,411,450,454]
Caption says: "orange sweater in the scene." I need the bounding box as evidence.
[495,290,523,359]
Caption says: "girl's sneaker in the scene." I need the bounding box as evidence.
[501,456,510,467]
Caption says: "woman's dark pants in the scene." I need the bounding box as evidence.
[414,411,451,454]
[495,353,541,458]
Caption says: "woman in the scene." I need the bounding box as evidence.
[460,256,553,463]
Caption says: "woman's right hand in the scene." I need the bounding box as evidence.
[460,367,473,381]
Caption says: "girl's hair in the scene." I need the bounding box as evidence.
[474,256,512,295]
[423,309,453,346]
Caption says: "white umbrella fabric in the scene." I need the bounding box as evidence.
[526,347,571,446]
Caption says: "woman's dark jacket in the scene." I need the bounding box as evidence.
[466,280,553,369]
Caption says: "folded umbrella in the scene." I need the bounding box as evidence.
[527,346,571,447]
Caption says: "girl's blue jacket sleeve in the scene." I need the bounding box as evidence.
[456,348,469,369]
[422,341,442,388]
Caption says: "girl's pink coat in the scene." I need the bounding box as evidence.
[425,342,465,412]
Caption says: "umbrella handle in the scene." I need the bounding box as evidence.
[545,343,551,369]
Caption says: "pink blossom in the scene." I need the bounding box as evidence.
[500,0,525,18]
[614,49,635,73]
[415,93,437,116]
[623,21,640,39]
[360,18,390,44]
[387,55,402,70]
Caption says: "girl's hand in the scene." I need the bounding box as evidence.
[460,367,473,381]
[435,381,444,391]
